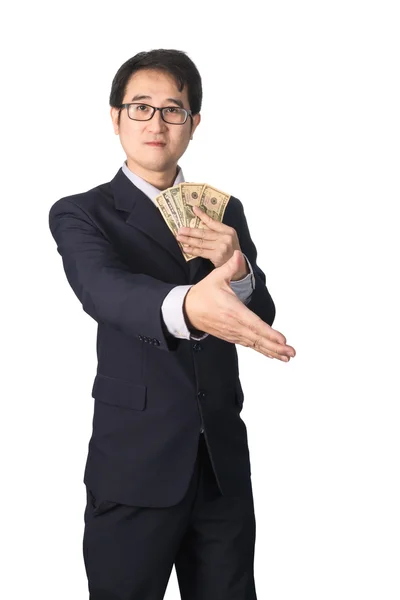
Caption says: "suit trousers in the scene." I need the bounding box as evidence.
[82,433,258,600]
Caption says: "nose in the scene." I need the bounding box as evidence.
[148,109,167,132]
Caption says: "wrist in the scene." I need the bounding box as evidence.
[183,286,204,335]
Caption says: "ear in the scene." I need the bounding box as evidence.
[190,112,201,140]
[110,107,120,135]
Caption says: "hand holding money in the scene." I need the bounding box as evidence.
[155,182,232,262]
[184,251,296,361]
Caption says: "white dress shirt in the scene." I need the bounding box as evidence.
[121,161,255,340]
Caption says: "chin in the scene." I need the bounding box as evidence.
[128,150,176,173]
[146,157,176,171]
[144,161,170,172]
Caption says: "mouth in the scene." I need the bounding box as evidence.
[145,142,166,147]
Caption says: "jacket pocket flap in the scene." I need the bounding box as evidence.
[91,374,146,411]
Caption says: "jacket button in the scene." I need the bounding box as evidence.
[193,343,202,352]
[152,339,160,346]
[197,390,206,400]
[138,335,143,341]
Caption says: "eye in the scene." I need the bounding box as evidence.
[165,107,178,113]
[137,104,150,111]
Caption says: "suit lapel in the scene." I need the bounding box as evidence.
[188,256,203,284]
[110,168,189,279]
[188,256,215,284]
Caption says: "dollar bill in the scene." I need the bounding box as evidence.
[169,185,186,225]
[161,190,185,229]
[154,190,195,261]
[195,185,230,229]
[154,191,179,237]
[179,183,205,228]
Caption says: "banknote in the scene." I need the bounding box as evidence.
[155,190,194,260]
[160,190,185,230]
[195,185,230,229]
[179,183,205,228]
[155,192,178,236]
[169,186,187,225]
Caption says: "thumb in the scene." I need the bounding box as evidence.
[216,250,242,283]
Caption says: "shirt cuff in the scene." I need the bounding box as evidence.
[229,253,255,303]
[161,285,208,340]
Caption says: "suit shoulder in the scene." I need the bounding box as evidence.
[223,194,244,225]
[229,195,244,210]
[49,180,111,222]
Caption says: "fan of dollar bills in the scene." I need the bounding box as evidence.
[154,183,231,262]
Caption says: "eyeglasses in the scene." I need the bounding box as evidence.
[119,102,193,125]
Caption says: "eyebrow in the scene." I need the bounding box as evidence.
[130,94,184,109]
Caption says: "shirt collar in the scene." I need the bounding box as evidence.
[121,160,185,204]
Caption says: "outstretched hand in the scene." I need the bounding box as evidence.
[184,250,296,361]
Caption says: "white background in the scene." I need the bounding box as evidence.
[2,1,399,598]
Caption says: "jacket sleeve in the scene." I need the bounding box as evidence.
[236,199,276,326]
[49,197,180,351]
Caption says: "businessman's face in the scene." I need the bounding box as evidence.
[110,69,201,187]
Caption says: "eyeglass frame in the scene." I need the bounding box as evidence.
[118,102,193,125]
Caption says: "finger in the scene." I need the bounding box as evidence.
[221,322,289,360]
[177,229,217,241]
[246,330,294,356]
[250,343,283,360]
[209,307,295,361]
[252,340,293,361]
[238,329,293,360]
[250,332,295,359]
[182,245,213,259]
[177,232,217,246]
[192,206,227,233]
[228,303,294,357]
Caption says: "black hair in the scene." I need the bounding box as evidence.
[109,49,203,129]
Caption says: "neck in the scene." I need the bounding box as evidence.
[125,159,178,190]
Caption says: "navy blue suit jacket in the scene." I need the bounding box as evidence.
[49,167,276,507]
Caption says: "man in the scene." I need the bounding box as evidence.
[49,49,296,600]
